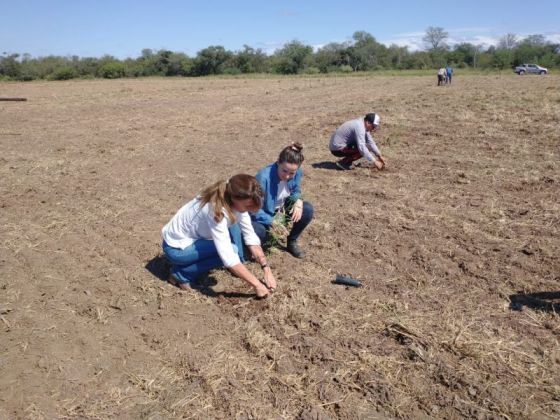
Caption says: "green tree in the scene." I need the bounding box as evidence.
[34,56,71,79]
[404,50,433,69]
[514,41,542,65]
[422,27,450,68]
[74,57,100,77]
[492,49,513,69]
[191,46,232,76]
[448,43,477,67]
[272,40,313,74]
[384,44,410,69]
[154,49,173,75]
[232,45,269,73]
[49,67,76,80]
[314,42,351,73]
[98,61,125,78]
[123,58,144,77]
[17,55,40,80]
[141,48,154,60]
[348,31,386,71]
[0,53,21,78]
[136,49,160,76]
[167,52,193,76]
[513,34,556,66]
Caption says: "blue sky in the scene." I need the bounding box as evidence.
[2,0,559,58]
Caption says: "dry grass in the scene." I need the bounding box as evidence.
[0,74,559,418]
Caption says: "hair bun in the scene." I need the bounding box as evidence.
[290,142,303,152]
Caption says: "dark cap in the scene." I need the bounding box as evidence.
[364,113,380,127]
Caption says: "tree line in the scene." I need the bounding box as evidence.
[1,29,558,81]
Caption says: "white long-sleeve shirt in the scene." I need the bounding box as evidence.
[161,197,260,268]
[329,118,381,162]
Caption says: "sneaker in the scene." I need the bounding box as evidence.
[287,241,306,259]
[168,273,197,290]
[335,160,352,170]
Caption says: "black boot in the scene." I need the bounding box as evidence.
[287,240,305,259]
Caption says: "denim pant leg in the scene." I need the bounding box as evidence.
[162,240,231,283]
[228,223,245,262]
[287,201,314,242]
[251,221,269,246]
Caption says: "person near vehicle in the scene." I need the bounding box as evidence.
[437,67,447,86]
[446,65,454,84]
[252,142,314,259]
[329,113,386,171]
[161,174,276,298]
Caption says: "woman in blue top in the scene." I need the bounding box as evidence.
[252,142,314,258]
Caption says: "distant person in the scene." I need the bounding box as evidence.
[252,143,314,259]
[437,67,447,86]
[161,174,276,298]
[329,113,386,171]
[446,65,454,84]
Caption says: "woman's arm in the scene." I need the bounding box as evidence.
[288,168,304,222]
[237,212,277,291]
[247,244,277,291]
[210,214,273,297]
[228,263,270,298]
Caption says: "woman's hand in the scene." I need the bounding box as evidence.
[255,283,270,298]
[229,261,270,298]
[263,267,277,292]
[247,245,277,293]
[291,199,303,223]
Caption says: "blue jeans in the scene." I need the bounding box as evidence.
[162,224,244,284]
[252,201,314,245]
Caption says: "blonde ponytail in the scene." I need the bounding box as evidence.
[199,174,263,223]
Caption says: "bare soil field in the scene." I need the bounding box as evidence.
[1,74,559,419]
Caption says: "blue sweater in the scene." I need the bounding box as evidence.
[252,162,303,226]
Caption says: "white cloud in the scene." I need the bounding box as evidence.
[447,27,494,34]
[382,28,560,51]
[261,29,560,56]
[312,43,325,52]
[545,33,560,43]
[447,35,498,48]
[380,34,424,51]
[255,41,285,55]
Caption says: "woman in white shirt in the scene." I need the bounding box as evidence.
[162,174,276,298]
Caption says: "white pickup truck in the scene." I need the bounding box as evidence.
[514,64,548,75]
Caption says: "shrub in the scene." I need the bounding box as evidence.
[124,63,144,77]
[98,62,125,79]
[49,67,76,80]
[338,65,353,73]
[223,67,241,75]
[303,66,320,74]
[16,73,37,81]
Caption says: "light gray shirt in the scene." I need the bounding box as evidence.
[329,118,381,162]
